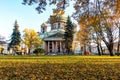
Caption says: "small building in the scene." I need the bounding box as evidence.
[0,41,8,54]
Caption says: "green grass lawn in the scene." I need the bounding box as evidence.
[0,55,120,79]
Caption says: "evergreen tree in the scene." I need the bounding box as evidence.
[64,16,74,54]
[9,20,21,52]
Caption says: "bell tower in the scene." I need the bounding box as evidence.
[41,23,47,33]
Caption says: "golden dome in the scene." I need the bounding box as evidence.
[49,8,66,24]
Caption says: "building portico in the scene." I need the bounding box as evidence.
[44,40,65,54]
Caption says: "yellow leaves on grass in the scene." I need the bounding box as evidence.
[0,56,120,79]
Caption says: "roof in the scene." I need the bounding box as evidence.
[0,41,7,44]
[41,22,47,27]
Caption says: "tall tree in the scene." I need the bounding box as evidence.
[76,15,93,55]
[73,0,120,56]
[64,16,74,54]
[23,28,43,54]
[9,20,21,53]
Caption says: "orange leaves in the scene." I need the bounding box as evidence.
[77,14,92,45]
[114,0,120,14]
[103,1,110,6]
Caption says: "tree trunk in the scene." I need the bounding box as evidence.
[66,47,69,55]
[100,43,103,55]
[28,48,31,54]
[89,42,92,53]
[107,44,114,56]
[117,40,120,53]
[62,45,64,55]
[68,49,70,54]
[97,44,101,56]
[84,44,86,55]
[81,47,83,55]
[117,27,120,53]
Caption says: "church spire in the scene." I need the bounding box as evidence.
[41,22,47,33]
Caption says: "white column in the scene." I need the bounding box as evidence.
[43,42,45,49]
[52,41,54,53]
[48,41,49,53]
[60,41,62,52]
[56,41,58,53]
[44,42,47,52]
[63,43,65,53]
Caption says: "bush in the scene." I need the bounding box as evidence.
[0,47,4,54]
[115,53,120,56]
[16,51,22,55]
[33,48,46,55]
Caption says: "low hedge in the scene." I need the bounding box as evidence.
[115,53,120,56]
[33,48,46,55]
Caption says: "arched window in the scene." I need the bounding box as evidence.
[42,28,45,33]
[58,22,60,29]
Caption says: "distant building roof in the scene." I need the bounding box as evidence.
[0,41,7,44]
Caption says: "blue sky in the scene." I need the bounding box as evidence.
[0,0,75,40]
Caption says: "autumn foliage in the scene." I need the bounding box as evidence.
[23,28,43,54]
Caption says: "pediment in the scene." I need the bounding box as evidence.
[44,32,65,41]
[46,32,64,38]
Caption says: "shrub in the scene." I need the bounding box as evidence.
[33,48,46,55]
[0,47,4,54]
[115,53,120,56]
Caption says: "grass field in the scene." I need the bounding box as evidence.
[0,55,120,80]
